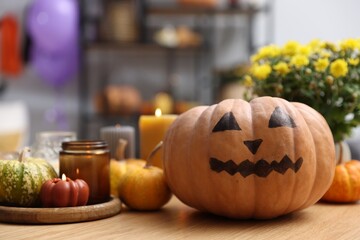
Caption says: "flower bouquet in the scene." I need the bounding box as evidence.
[243,39,360,143]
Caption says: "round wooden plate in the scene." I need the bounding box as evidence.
[0,197,121,224]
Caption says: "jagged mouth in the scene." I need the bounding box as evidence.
[209,155,303,178]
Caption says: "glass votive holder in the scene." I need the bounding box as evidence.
[59,140,110,205]
[31,131,77,174]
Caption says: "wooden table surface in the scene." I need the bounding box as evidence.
[0,196,359,240]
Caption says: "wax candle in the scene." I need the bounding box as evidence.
[139,109,177,168]
[100,125,135,159]
[59,140,110,205]
[40,174,89,207]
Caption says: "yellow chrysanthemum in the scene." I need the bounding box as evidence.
[324,41,338,51]
[314,58,329,72]
[273,62,290,75]
[258,45,281,59]
[251,45,281,63]
[308,39,325,52]
[282,41,301,56]
[348,58,360,66]
[330,59,348,78]
[298,46,312,56]
[243,75,253,87]
[339,38,360,51]
[252,64,272,80]
[290,55,309,68]
[250,54,260,63]
[319,50,331,58]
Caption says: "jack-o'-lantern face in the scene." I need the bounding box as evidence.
[209,106,303,178]
[163,97,336,219]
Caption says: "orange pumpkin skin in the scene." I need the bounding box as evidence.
[321,160,360,203]
[163,97,336,219]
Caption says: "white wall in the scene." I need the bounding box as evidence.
[272,0,360,44]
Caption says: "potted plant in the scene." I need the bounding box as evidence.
[242,39,360,161]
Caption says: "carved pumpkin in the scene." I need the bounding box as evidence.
[163,97,336,219]
[321,160,360,203]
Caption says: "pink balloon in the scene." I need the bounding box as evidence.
[27,0,78,53]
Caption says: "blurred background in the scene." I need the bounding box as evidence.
[1,0,360,153]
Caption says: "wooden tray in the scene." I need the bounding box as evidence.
[0,197,121,224]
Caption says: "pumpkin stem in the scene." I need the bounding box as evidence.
[338,142,343,165]
[19,147,31,163]
[115,138,128,160]
[145,141,163,168]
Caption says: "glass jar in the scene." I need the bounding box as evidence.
[59,140,110,205]
[31,131,77,174]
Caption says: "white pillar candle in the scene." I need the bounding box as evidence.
[100,125,135,159]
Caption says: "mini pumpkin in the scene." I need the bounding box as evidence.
[119,142,172,211]
[110,159,146,197]
[94,85,142,115]
[321,160,360,203]
[163,97,336,219]
[119,163,172,211]
[40,174,89,207]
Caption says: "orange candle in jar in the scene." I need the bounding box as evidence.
[59,140,110,205]
[139,108,177,168]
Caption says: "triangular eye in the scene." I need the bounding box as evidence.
[212,112,241,132]
[269,107,297,128]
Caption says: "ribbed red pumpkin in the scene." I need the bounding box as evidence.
[163,97,336,219]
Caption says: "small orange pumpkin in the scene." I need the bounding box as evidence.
[163,97,336,219]
[321,160,360,203]
[178,0,216,8]
[118,143,172,211]
[94,85,142,115]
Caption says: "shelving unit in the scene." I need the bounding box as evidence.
[78,0,271,139]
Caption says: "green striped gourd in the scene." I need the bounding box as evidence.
[0,149,57,207]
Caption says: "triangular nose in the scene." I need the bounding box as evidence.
[243,139,263,154]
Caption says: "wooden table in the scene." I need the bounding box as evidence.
[0,196,359,240]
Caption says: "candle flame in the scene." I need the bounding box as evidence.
[62,173,66,181]
[76,168,79,175]
[155,108,162,117]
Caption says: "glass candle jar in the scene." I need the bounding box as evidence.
[59,140,110,205]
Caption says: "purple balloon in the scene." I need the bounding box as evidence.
[27,0,78,53]
[31,44,79,88]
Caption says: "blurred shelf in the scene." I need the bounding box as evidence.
[147,6,266,15]
[78,1,273,139]
[83,113,140,127]
[85,42,204,52]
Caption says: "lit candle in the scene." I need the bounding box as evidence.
[139,108,177,168]
[100,125,135,159]
[40,173,89,207]
[59,140,110,205]
[154,92,174,114]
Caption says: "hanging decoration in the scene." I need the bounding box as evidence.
[27,0,79,88]
[27,0,78,54]
[31,45,79,89]
[26,0,80,130]
[0,14,23,77]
